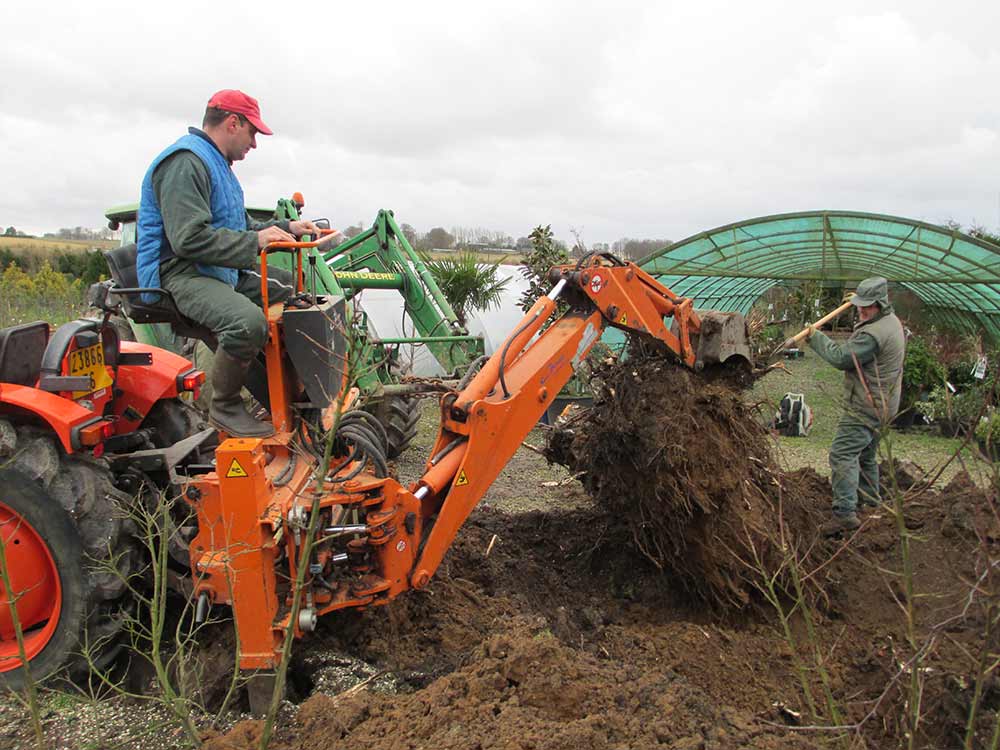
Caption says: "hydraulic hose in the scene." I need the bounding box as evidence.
[301,407,390,480]
[458,355,490,390]
[327,409,389,480]
[497,280,566,399]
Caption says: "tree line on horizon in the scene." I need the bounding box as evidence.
[3,225,115,241]
[338,220,671,260]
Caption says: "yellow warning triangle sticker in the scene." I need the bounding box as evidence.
[226,458,248,478]
[455,469,469,486]
[619,313,628,325]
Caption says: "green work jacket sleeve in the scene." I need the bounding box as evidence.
[247,214,287,232]
[152,151,289,269]
[808,330,878,371]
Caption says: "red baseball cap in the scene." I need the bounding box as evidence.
[207,89,273,135]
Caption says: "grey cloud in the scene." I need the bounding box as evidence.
[2,0,999,245]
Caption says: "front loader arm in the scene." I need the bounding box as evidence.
[406,257,706,588]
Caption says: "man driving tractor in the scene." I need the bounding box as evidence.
[136,89,322,437]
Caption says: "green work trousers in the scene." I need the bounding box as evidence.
[829,417,880,516]
[162,262,296,360]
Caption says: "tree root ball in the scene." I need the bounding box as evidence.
[546,355,822,610]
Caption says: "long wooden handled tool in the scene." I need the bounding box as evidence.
[772,301,853,356]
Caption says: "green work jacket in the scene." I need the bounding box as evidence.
[808,306,906,427]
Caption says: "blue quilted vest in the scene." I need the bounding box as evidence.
[137,129,247,300]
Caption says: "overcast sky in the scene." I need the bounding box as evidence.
[2,1,998,246]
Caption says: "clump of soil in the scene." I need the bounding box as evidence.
[547,355,820,609]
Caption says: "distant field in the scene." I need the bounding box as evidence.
[0,235,117,258]
[0,237,517,263]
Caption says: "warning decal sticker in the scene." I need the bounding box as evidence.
[455,470,470,486]
[226,459,249,478]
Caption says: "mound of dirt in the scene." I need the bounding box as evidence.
[202,468,999,750]
[196,354,999,750]
[204,509,819,750]
[547,356,821,609]
[281,622,818,750]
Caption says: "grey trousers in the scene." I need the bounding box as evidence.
[829,417,880,516]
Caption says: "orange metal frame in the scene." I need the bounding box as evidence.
[0,501,61,669]
[182,253,705,672]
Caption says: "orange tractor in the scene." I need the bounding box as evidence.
[0,243,749,707]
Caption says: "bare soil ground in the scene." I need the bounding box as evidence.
[3,361,998,750]
[198,470,998,750]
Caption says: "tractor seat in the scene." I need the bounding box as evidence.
[0,321,49,386]
[103,244,217,348]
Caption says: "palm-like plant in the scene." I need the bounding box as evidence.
[420,251,509,327]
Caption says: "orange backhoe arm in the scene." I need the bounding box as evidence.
[406,255,704,588]
[186,254,720,676]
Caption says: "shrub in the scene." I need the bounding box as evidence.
[420,251,509,327]
[915,384,987,436]
[518,225,568,314]
[901,335,947,412]
[754,324,785,357]
[0,260,86,325]
[53,248,107,287]
[974,410,1000,460]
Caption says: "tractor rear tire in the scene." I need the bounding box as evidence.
[367,396,421,460]
[0,424,137,690]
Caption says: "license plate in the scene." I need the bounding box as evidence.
[68,343,113,398]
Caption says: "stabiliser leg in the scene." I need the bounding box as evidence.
[187,438,283,672]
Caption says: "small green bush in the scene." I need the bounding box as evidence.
[754,324,785,357]
[915,384,987,435]
[0,260,86,325]
[975,410,1000,460]
[948,359,980,391]
[53,249,107,287]
[975,411,999,441]
[901,336,947,412]
[419,250,509,327]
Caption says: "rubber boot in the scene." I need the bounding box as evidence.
[858,494,881,510]
[820,512,861,537]
[209,350,274,438]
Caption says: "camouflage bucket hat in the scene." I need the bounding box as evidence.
[850,276,889,307]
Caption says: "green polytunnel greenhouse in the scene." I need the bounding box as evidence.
[633,211,1000,342]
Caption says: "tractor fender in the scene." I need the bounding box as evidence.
[0,384,102,453]
[112,342,201,433]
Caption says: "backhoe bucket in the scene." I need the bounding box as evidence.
[690,311,752,370]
